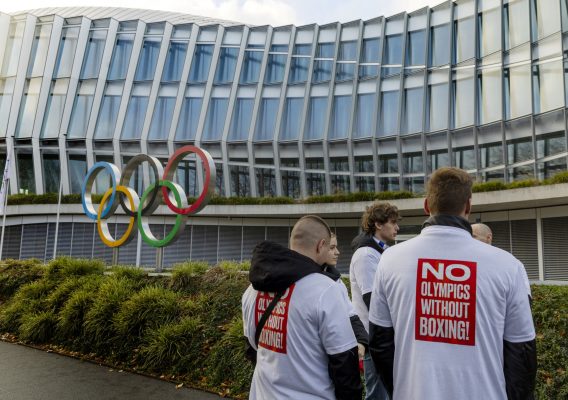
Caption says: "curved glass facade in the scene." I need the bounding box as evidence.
[1,1,568,198]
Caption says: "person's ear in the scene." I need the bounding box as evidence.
[464,197,472,216]
[424,198,430,215]
[317,238,326,254]
[375,222,381,231]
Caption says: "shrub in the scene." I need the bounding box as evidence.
[0,259,44,299]
[544,171,568,185]
[170,262,209,293]
[0,299,43,333]
[506,179,540,190]
[46,276,94,312]
[56,286,100,345]
[217,260,250,272]
[108,265,148,283]
[45,257,104,281]
[472,181,508,193]
[139,316,206,376]
[18,311,57,343]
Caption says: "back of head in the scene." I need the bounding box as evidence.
[426,167,472,216]
[290,215,331,263]
[361,201,399,235]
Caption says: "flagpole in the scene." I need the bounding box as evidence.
[53,133,67,259]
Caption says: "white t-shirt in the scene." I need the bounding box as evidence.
[349,239,384,333]
[369,225,536,400]
[336,278,357,317]
[242,273,357,400]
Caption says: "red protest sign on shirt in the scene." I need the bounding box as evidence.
[255,284,295,354]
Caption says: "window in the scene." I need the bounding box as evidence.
[478,5,501,57]
[265,54,287,84]
[28,24,52,77]
[355,176,375,192]
[202,98,229,141]
[359,37,380,78]
[175,97,202,141]
[255,98,279,141]
[480,142,504,168]
[305,97,328,140]
[289,44,311,83]
[189,44,214,83]
[537,158,566,180]
[331,175,350,193]
[378,90,399,136]
[403,87,423,134]
[453,70,475,128]
[504,64,531,119]
[380,177,400,192]
[355,156,373,173]
[306,172,326,196]
[428,82,449,131]
[504,0,530,49]
[256,168,276,197]
[108,34,134,80]
[509,164,534,181]
[428,149,449,172]
[507,137,533,164]
[306,157,324,170]
[229,98,254,141]
[214,47,239,84]
[81,30,107,79]
[536,132,566,159]
[148,95,176,140]
[478,67,502,124]
[403,152,423,174]
[531,0,561,41]
[280,98,303,140]
[313,60,333,82]
[68,155,87,194]
[453,146,476,170]
[329,95,352,139]
[17,153,35,193]
[380,154,398,173]
[1,22,25,77]
[429,24,450,66]
[134,37,162,81]
[94,94,121,139]
[175,160,197,197]
[404,177,425,194]
[230,165,250,196]
[240,50,263,84]
[15,78,42,138]
[68,82,95,139]
[121,95,148,140]
[0,78,15,133]
[532,61,564,114]
[336,41,356,80]
[330,157,349,171]
[406,30,426,66]
[281,170,300,198]
[281,158,299,168]
[53,27,80,78]
[42,154,60,193]
[354,94,376,138]
[383,34,402,75]
[453,17,475,63]
[162,41,188,82]
[41,79,68,138]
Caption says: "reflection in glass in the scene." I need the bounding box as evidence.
[478,6,501,57]
[536,132,566,159]
[306,172,326,195]
[255,98,279,141]
[355,176,375,192]
[17,153,35,193]
[240,51,263,84]
[162,41,188,82]
[280,98,304,140]
[404,177,425,194]
[406,30,426,66]
[306,97,328,140]
[428,149,449,172]
[355,156,373,173]
[478,68,502,124]
[94,95,121,139]
[175,97,202,141]
[454,17,475,63]
[148,96,176,140]
[189,44,214,82]
[1,22,25,77]
[202,98,229,141]
[289,57,310,83]
[265,54,286,84]
[42,154,60,193]
[0,78,15,133]
[379,90,399,136]
[507,137,533,164]
[361,38,380,63]
[429,23,450,66]
[15,78,42,138]
[403,87,423,134]
[108,34,134,80]
[428,82,448,131]
[41,80,68,138]
[336,63,355,81]
[81,30,108,79]
[379,154,399,173]
[54,27,81,78]
[354,94,375,138]
[403,152,423,174]
[380,177,400,192]
[230,165,250,196]
[331,175,350,194]
[28,24,53,77]
[453,71,474,128]
[256,168,276,197]
[316,43,335,58]
[532,61,564,114]
[121,96,148,139]
[135,37,162,81]
[229,98,254,141]
[537,158,566,180]
[384,34,403,65]
[329,95,352,139]
[175,160,197,197]
[504,64,531,119]
[453,146,476,170]
[312,60,333,82]
[68,155,87,194]
[504,0,530,49]
[214,47,239,84]
[509,164,534,181]
[480,142,504,168]
[338,41,357,60]
[281,170,300,198]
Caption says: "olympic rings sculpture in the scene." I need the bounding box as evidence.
[81,145,216,248]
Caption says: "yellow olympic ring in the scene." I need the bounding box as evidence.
[97,185,139,247]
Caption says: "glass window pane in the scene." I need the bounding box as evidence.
[265,54,286,84]
[331,175,350,194]
[480,142,504,168]
[532,61,564,114]
[504,64,532,119]
[54,27,81,78]
[81,30,108,79]
[0,78,16,133]
[453,71,475,128]
[148,96,176,140]
[453,146,476,170]
[270,44,288,52]
[306,97,328,140]
[162,41,188,82]
[403,87,423,134]
[403,152,423,174]
[41,80,68,138]
[508,164,534,181]
[537,157,566,180]
[42,155,60,193]
[312,60,333,82]
[17,153,35,193]
[317,43,335,58]
[28,24,53,77]
[404,176,425,193]
[202,98,229,141]
[336,63,355,81]
[380,154,399,173]
[379,90,399,136]
[189,44,214,83]
[429,83,449,131]
[361,38,380,63]
[108,34,134,80]
[256,168,276,197]
[121,96,148,139]
[293,44,312,55]
[354,94,376,138]
[240,50,263,84]
[289,57,310,83]
[68,155,87,194]
[230,165,250,196]
[1,22,25,77]
[355,156,373,173]
[428,149,450,172]
[355,176,375,192]
[532,0,561,41]
[281,170,300,198]
[338,41,356,61]
[384,34,402,65]
[174,160,197,197]
[507,137,533,164]
[429,24,450,66]
[454,17,475,63]
[479,7,501,56]
[175,97,202,141]
[536,132,566,159]
[330,95,352,139]
[478,68,502,124]
[15,78,42,138]
[214,47,239,84]
[380,177,400,192]
[229,98,254,141]
[406,30,426,66]
[134,37,162,81]
[306,172,326,195]
[504,0,530,49]
[280,98,304,140]
[68,93,95,138]
[254,98,279,141]
[94,95,121,139]
[330,157,349,171]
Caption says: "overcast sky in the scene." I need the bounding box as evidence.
[1,0,442,26]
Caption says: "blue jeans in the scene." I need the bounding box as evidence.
[363,351,389,400]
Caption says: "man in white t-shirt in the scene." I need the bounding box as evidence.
[242,215,362,399]
[369,167,537,400]
[472,222,532,299]
[349,201,399,400]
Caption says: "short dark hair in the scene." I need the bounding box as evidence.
[361,202,400,235]
[427,167,473,215]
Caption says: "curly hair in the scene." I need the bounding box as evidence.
[361,201,400,235]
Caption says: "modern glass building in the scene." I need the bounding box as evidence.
[1,3,568,280]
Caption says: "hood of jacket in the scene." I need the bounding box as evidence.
[249,241,326,292]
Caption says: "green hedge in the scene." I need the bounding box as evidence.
[0,257,566,399]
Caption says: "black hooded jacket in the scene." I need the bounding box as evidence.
[246,241,362,400]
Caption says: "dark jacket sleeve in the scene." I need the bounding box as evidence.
[327,346,363,400]
[243,336,257,365]
[362,292,372,310]
[350,315,369,348]
[369,321,395,398]
[503,339,537,400]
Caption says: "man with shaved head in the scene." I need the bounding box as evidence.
[472,223,493,244]
[242,215,362,399]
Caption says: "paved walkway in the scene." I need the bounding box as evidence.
[0,341,223,400]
